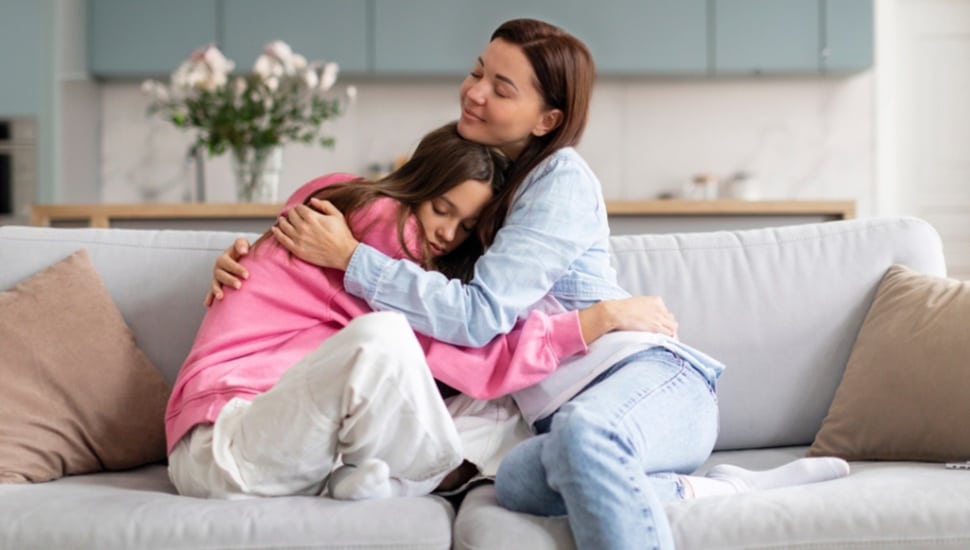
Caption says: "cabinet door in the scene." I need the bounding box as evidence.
[220,0,368,74]
[0,1,50,115]
[88,0,218,77]
[714,0,820,75]
[543,0,708,75]
[373,0,499,75]
[374,0,708,76]
[823,0,873,72]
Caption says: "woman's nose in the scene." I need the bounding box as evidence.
[465,81,486,104]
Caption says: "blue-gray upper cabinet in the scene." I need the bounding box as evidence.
[220,0,369,74]
[823,0,873,72]
[0,1,51,115]
[88,0,218,77]
[373,0,708,76]
[713,0,820,75]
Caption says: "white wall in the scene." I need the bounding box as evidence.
[96,73,875,214]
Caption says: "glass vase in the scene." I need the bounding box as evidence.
[230,146,283,203]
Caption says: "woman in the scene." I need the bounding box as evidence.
[168,122,671,502]
[210,20,848,548]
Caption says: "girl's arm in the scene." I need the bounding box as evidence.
[423,296,678,400]
[337,154,606,347]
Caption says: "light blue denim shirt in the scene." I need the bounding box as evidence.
[345,147,725,406]
[345,147,628,347]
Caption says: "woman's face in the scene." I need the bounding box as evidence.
[458,38,562,160]
[416,179,493,256]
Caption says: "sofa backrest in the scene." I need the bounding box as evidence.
[609,217,946,450]
[0,217,946,451]
[0,226,260,386]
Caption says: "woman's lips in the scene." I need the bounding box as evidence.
[461,108,484,122]
[429,242,445,255]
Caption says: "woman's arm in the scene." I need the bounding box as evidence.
[422,296,678,400]
[280,153,607,347]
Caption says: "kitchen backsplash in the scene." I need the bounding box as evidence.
[97,73,873,214]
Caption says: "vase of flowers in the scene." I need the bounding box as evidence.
[142,41,354,202]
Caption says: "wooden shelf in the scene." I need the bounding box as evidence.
[31,203,283,228]
[31,200,856,230]
[605,199,855,219]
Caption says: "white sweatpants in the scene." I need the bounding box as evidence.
[168,312,464,499]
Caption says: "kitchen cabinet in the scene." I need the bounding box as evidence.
[823,0,874,72]
[86,0,872,78]
[374,0,708,76]
[220,0,368,73]
[0,1,51,115]
[713,0,820,75]
[88,0,218,77]
[713,0,873,75]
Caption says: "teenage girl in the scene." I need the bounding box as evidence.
[168,122,671,502]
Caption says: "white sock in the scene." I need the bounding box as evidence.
[329,458,445,500]
[681,457,850,499]
[329,458,392,500]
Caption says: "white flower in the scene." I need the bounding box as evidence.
[253,54,282,79]
[171,44,234,92]
[147,40,349,155]
[265,75,280,92]
[319,62,339,91]
[303,69,319,90]
[233,76,247,97]
[199,44,235,75]
[346,85,358,103]
[259,40,304,75]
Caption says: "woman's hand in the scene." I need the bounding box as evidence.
[203,238,251,307]
[578,296,678,344]
[272,198,360,271]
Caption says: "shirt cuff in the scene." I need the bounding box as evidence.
[547,310,589,361]
[343,242,391,300]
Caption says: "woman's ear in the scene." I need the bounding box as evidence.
[532,108,564,137]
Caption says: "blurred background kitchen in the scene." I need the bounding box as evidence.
[0,0,967,278]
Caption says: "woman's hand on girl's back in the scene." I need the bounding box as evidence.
[204,238,252,306]
[578,296,679,344]
[272,198,360,271]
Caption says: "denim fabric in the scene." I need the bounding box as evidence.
[495,348,719,550]
[344,147,628,347]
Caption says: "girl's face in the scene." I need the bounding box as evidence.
[416,179,493,256]
[458,38,563,160]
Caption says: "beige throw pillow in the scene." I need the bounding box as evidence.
[0,249,171,483]
[809,264,970,462]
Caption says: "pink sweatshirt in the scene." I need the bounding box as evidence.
[165,174,587,454]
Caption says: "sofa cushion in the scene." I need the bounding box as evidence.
[608,217,946,450]
[0,465,454,549]
[809,264,970,461]
[0,249,171,483]
[453,447,970,549]
[0,226,261,384]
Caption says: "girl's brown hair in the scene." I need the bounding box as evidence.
[257,122,508,282]
[475,18,595,247]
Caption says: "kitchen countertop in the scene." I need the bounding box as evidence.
[31,200,855,228]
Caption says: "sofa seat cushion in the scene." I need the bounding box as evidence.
[453,447,970,549]
[0,465,454,549]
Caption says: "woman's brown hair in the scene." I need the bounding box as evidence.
[256,122,508,282]
[475,18,595,247]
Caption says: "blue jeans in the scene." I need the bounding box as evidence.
[495,348,719,550]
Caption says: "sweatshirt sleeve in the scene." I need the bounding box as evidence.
[417,309,588,401]
[344,152,607,347]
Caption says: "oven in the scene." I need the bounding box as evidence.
[0,118,36,224]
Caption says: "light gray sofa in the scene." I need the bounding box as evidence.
[1,217,968,549]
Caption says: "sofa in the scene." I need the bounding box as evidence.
[1,216,968,549]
